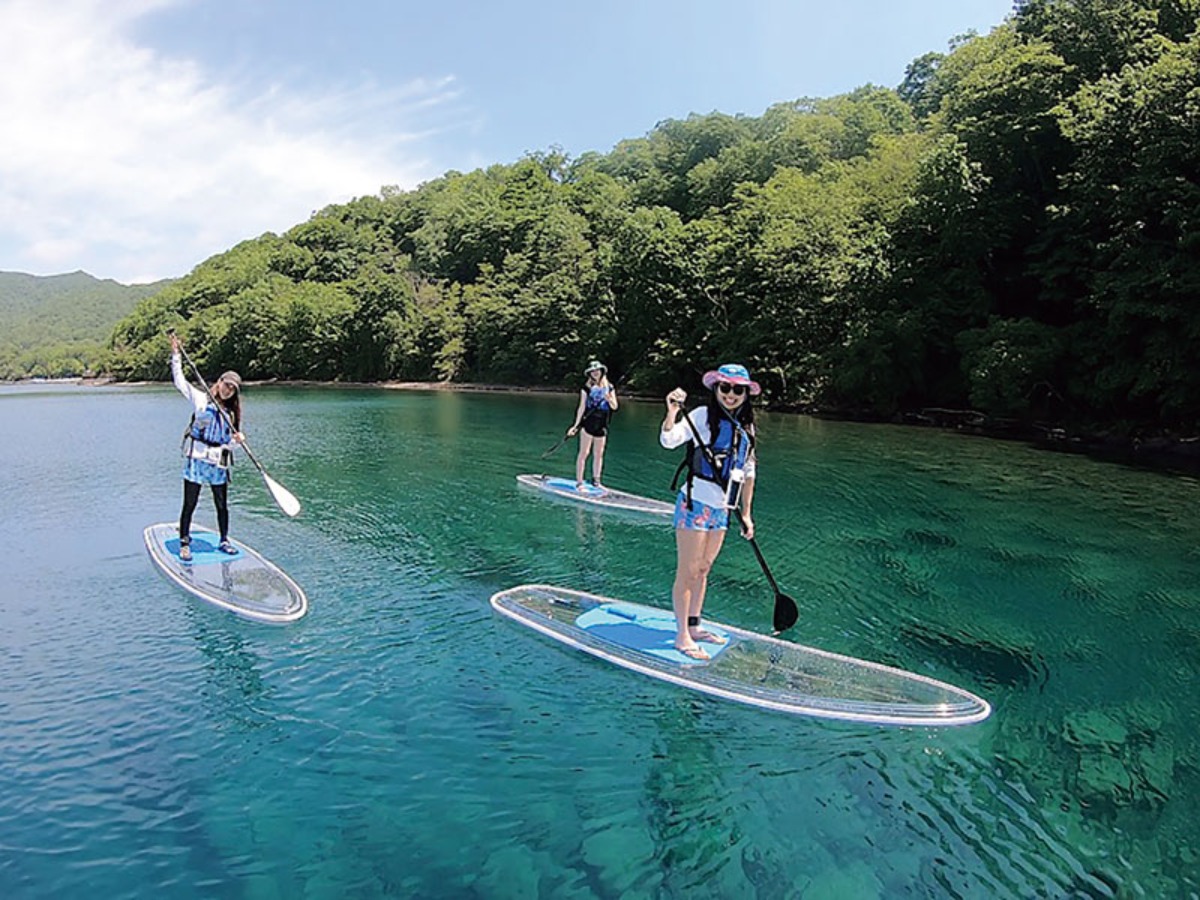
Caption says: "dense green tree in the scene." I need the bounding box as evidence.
[899,51,947,118]
[1054,24,1200,427]
[102,0,1199,437]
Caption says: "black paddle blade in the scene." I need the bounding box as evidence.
[773,592,799,633]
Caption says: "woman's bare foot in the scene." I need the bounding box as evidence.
[690,628,727,645]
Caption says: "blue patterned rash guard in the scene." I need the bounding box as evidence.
[172,352,233,486]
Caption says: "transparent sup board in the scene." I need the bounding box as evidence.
[144,523,308,624]
[516,474,673,518]
[491,584,991,726]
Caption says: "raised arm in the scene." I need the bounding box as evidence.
[660,389,695,448]
[169,335,207,413]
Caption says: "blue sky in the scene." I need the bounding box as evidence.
[0,0,1014,283]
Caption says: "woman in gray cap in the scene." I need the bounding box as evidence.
[566,360,619,490]
[169,334,245,561]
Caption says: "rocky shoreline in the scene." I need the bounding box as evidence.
[891,407,1200,476]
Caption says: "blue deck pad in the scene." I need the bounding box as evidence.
[164,530,244,565]
[543,477,607,497]
[575,602,731,666]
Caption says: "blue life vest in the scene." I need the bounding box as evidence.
[673,411,754,509]
[182,402,234,466]
[690,415,751,486]
[190,403,233,446]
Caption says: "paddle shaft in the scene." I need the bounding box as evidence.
[540,434,570,459]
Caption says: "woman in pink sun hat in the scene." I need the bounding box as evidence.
[700,363,761,395]
[659,363,760,660]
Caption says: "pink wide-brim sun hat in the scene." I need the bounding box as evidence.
[701,363,761,396]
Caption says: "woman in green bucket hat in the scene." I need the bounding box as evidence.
[566,360,619,490]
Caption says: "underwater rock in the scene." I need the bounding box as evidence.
[581,825,656,892]
[1076,753,1134,811]
[902,528,956,548]
[1126,699,1172,736]
[1134,741,1175,805]
[1059,707,1177,816]
[477,846,543,898]
[802,860,883,900]
[1063,710,1128,750]
[740,846,797,898]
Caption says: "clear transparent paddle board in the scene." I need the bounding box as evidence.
[144,522,308,624]
[491,584,991,726]
[516,474,673,518]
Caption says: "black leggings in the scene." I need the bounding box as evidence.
[179,480,230,545]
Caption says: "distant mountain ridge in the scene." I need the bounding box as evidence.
[0,269,172,378]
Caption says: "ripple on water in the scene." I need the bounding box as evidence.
[3,387,1200,898]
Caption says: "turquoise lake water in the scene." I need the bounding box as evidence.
[1,383,1198,898]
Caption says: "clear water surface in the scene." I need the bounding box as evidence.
[1,383,1197,899]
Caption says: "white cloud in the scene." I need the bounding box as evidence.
[0,0,458,282]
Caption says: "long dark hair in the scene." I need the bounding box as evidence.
[705,387,755,431]
[214,387,241,431]
[584,369,610,392]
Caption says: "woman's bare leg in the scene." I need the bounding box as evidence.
[672,527,726,656]
[575,432,595,486]
[591,435,607,484]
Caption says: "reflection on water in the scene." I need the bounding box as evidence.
[188,612,273,733]
[0,384,1198,897]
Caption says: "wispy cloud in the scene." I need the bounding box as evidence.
[0,0,458,282]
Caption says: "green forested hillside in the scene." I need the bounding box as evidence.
[0,271,170,378]
[111,0,1200,434]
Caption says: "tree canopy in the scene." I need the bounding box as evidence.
[109,0,1200,435]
